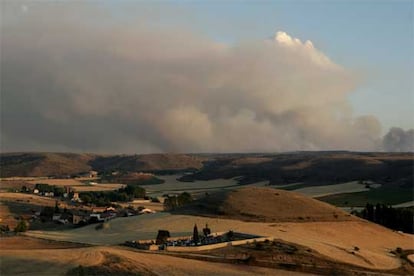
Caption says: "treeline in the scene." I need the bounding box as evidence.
[164,192,193,211]
[80,185,146,206]
[99,172,165,185]
[355,203,413,234]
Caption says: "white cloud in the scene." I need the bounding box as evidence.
[273,31,338,69]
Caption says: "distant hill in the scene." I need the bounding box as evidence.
[176,187,357,223]
[1,152,413,188]
[0,153,95,177]
[90,154,206,173]
[179,152,414,187]
[0,152,207,177]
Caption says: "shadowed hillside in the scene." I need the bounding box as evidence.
[0,152,207,177]
[90,154,206,173]
[179,152,414,187]
[1,152,412,190]
[0,153,95,177]
[175,187,357,222]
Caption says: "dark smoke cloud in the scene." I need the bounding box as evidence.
[0,2,407,153]
[383,128,414,152]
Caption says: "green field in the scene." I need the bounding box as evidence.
[316,186,413,207]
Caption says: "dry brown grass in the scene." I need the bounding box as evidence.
[0,202,18,229]
[0,192,59,207]
[26,178,85,186]
[2,178,125,192]
[0,236,87,249]
[230,157,273,166]
[185,187,357,222]
[0,236,306,275]
[72,183,125,192]
[408,254,414,263]
[117,201,164,212]
[25,212,414,271]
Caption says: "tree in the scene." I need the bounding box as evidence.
[40,206,55,219]
[54,201,60,213]
[156,230,170,245]
[164,196,178,211]
[80,194,92,204]
[14,220,27,232]
[203,223,211,236]
[177,192,192,205]
[193,224,199,244]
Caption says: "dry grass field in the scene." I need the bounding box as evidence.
[180,187,357,222]
[1,177,125,193]
[72,183,126,192]
[26,212,414,270]
[0,202,18,229]
[0,192,64,207]
[2,186,413,274]
[0,236,306,276]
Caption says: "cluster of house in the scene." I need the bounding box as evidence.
[44,206,156,226]
[33,189,55,197]
[30,184,79,200]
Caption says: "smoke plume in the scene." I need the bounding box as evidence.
[0,3,409,153]
[383,128,414,152]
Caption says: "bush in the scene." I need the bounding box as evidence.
[151,197,160,203]
[14,220,27,232]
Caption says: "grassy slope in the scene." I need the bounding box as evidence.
[0,153,94,177]
[177,187,356,223]
[25,213,414,270]
[0,153,207,177]
[316,186,414,207]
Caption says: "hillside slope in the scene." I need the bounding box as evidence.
[177,187,356,222]
[0,153,94,177]
[90,154,206,172]
[180,152,414,187]
[0,153,207,177]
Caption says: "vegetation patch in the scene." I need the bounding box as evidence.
[79,185,146,206]
[316,186,413,207]
[353,204,413,233]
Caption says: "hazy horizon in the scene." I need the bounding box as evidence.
[1,1,413,154]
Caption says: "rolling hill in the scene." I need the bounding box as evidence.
[0,152,206,177]
[176,187,356,222]
[1,152,413,187]
[24,187,414,272]
[180,152,414,187]
[0,152,95,177]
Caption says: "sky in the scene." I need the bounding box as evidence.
[1,0,413,153]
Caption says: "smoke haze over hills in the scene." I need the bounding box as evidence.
[1,3,412,153]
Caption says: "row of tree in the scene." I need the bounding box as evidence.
[80,185,146,206]
[355,203,413,234]
[163,192,193,211]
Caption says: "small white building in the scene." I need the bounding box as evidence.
[139,208,156,214]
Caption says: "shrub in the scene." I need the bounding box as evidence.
[151,197,160,203]
[14,220,27,232]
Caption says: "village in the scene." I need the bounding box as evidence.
[0,171,164,232]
